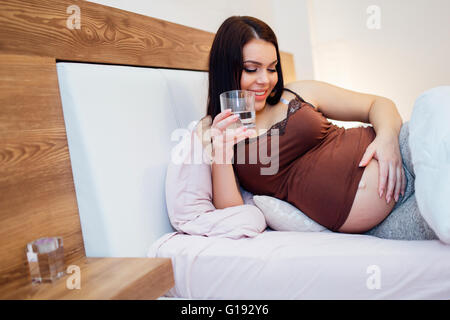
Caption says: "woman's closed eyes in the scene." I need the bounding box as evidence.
[244,68,277,73]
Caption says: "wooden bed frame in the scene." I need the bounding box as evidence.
[0,0,295,298]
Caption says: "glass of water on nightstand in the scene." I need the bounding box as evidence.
[26,236,65,283]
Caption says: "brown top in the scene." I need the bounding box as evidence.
[232,88,376,231]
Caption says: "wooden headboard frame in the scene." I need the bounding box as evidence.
[0,0,296,292]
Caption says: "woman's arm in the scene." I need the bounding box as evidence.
[366,97,402,140]
[285,80,402,124]
[208,111,255,209]
[211,162,244,209]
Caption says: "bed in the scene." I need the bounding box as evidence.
[150,231,450,299]
[56,60,450,299]
[1,0,449,300]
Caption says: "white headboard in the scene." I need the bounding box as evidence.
[57,62,208,257]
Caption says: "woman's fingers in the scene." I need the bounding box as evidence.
[212,127,255,164]
[212,110,239,131]
[401,168,406,197]
[378,160,388,198]
[213,127,253,146]
[212,109,232,126]
[211,114,239,142]
[382,161,404,204]
[223,126,254,142]
[385,163,396,203]
[394,166,402,202]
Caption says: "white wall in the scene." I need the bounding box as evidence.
[272,0,315,80]
[87,0,315,80]
[89,0,450,122]
[307,0,450,121]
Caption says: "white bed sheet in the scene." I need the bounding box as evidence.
[148,230,450,299]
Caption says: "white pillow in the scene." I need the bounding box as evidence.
[253,195,330,232]
[409,86,450,244]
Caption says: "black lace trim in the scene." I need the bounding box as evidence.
[270,97,303,134]
[243,97,303,144]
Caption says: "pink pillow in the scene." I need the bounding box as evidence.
[165,121,267,239]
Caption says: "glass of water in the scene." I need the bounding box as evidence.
[220,90,256,129]
[26,236,65,283]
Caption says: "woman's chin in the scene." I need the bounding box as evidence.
[254,101,266,112]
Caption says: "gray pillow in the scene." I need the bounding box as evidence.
[253,195,330,232]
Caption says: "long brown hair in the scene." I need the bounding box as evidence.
[206,16,284,121]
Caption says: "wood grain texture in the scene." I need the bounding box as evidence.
[0,0,295,299]
[0,54,85,296]
[0,0,214,71]
[0,0,295,78]
[2,257,174,300]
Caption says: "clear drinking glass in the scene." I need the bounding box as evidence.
[219,90,256,129]
[26,237,65,283]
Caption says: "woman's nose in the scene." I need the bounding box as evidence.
[256,71,270,84]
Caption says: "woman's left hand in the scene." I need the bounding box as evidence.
[358,134,406,203]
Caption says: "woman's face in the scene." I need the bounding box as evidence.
[240,38,279,113]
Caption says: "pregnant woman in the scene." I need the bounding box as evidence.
[204,16,449,242]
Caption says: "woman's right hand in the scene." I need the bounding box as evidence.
[210,109,256,164]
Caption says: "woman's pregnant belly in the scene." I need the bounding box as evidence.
[338,159,396,233]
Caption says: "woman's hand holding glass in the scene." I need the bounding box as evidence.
[211,109,256,164]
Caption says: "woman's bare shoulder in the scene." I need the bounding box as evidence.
[284,80,320,107]
[285,79,316,90]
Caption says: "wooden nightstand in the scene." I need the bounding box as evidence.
[4,257,174,300]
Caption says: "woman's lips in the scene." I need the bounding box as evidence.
[252,90,267,101]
